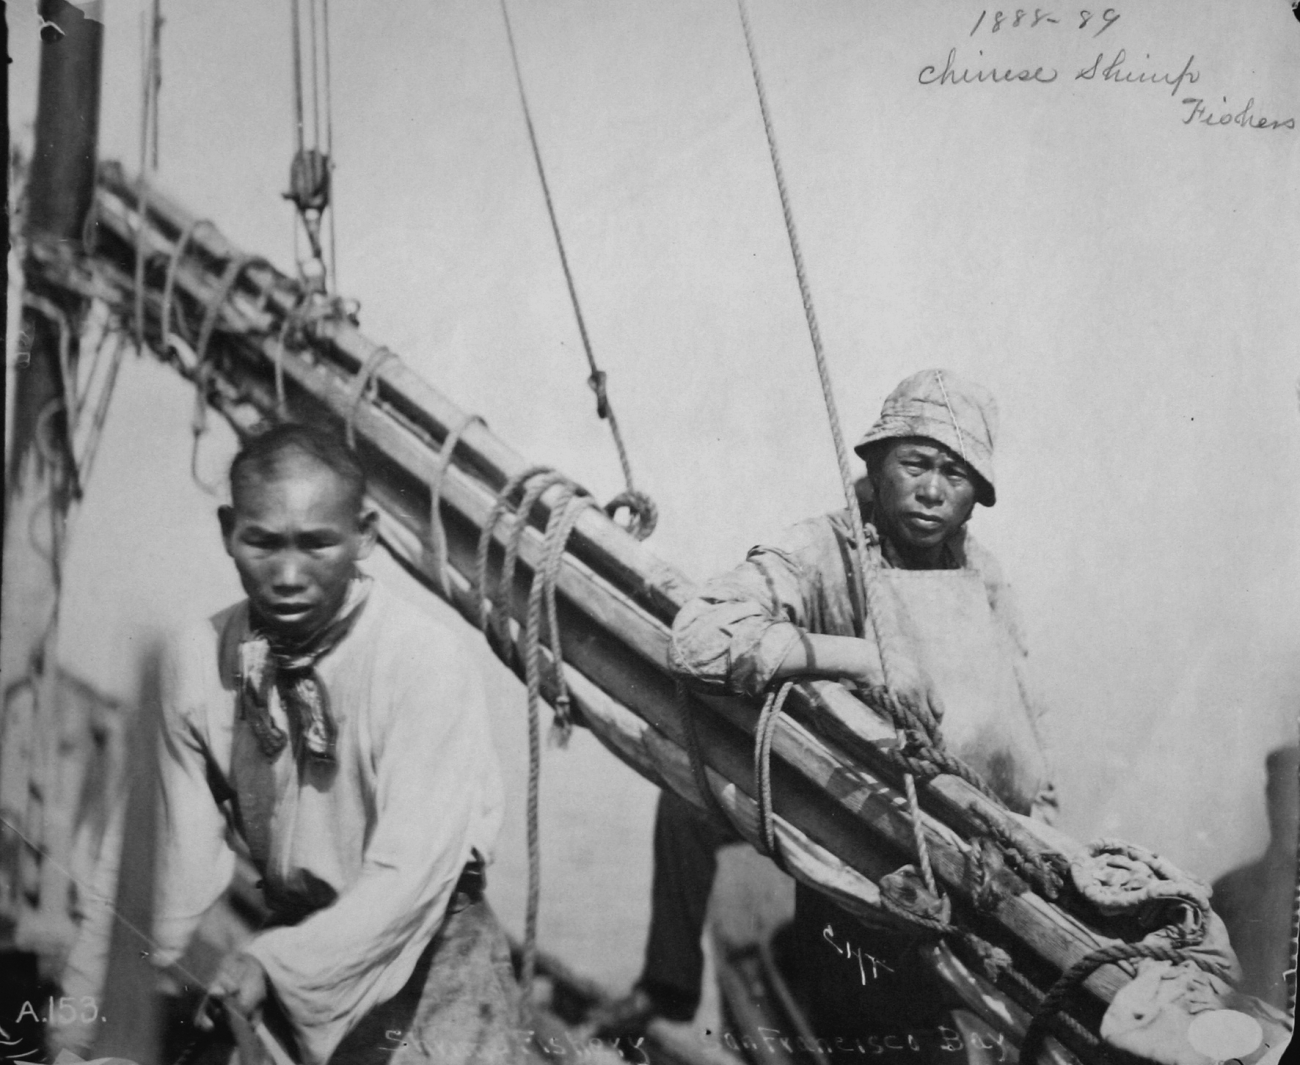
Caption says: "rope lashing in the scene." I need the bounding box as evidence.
[160,218,216,354]
[735,0,936,894]
[472,468,593,1002]
[754,680,795,869]
[426,413,486,602]
[474,465,552,638]
[189,254,271,494]
[496,470,570,661]
[343,346,398,450]
[526,488,591,748]
[499,0,656,543]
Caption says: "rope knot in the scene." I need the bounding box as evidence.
[964,934,1014,982]
[1072,839,1212,943]
[587,370,610,419]
[878,865,952,932]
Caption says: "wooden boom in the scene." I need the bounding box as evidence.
[25,160,1182,1062]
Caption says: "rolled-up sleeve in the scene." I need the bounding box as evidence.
[669,533,825,698]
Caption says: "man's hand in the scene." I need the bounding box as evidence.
[206,951,268,1022]
[775,633,945,737]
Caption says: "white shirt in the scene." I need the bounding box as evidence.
[153,580,504,1063]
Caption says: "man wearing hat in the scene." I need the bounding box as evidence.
[598,369,1055,1051]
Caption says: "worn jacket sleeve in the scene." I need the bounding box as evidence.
[669,521,830,698]
[243,628,493,1065]
[153,627,238,974]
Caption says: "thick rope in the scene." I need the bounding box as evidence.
[427,413,486,602]
[1019,940,1198,1064]
[535,493,591,746]
[498,0,655,541]
[160,218,215,353]
[754,680,795,868]
[189,253,270,494]
[343,346,397,449]
[473,468,591,1002]
[498,471,569,661]
[735,0,935,894]
[475,465,552,636]
[519,481,575,994]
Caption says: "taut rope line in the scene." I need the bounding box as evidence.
[498,0,655,541]
[734,0,936,894]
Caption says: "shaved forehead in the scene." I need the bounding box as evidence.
[229,422,366,515]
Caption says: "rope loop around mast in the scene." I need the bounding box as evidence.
[426,412,487,603]
[187,253,272,495]
[343,345,398,450]
[160,218,216,354]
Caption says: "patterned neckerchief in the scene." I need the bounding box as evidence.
[237,576,372,763]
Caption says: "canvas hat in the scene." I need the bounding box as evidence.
[854,369,998,506]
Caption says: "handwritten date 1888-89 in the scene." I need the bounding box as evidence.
[970,9,1120,37]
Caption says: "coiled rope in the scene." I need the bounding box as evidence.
[734,0,936,894]
[498,0,656,542]
[475,468,594,1001]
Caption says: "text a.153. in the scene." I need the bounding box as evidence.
[970,9,1121,37]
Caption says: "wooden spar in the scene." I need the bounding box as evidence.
[35,166,1172,1056]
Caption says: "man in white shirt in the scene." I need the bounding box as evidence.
[153,421,516,1064]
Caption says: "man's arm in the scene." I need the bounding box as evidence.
[153,631,238,982]
[670,519,942,726]
[240,632,495,1065]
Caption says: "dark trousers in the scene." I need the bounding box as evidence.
[638,790,735,1019]
[641,791,959,1057]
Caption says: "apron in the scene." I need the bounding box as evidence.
[876,565,1046,815]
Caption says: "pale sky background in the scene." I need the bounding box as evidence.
[7,0,1300,992]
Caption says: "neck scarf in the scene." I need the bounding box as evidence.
[238,576,372,763]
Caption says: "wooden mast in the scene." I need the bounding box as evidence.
[0,0,104,984]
